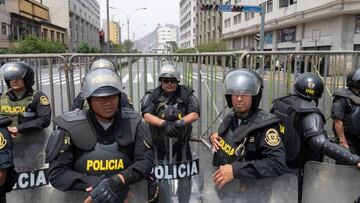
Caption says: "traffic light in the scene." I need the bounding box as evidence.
[200,4,217,11]
[231,5,242,12]
[255,33,260,42]
[99,30,105,43]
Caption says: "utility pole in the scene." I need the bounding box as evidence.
[106,0,110,52]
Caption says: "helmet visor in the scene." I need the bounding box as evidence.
[1,64,27,80]
[224,69,262,96]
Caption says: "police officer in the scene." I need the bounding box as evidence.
[271,72,360,171]
[46,68,153,203]
[331,68,360,157]
[0,62,51,171]
[70,58,133,111]
[210,69,286,190]
[0,116,16,203]
[141,64,200,203]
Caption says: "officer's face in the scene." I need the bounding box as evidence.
[161,77,178,94]
[9,79,26,91]
[90,94,119,121]
[231,94,252,114]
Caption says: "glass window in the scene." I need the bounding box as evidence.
[224,18,231,28]
[50,30,55,42]
[355,15,360,34]
[279,0,288,8]
[277,27,296,42]
[233,14,241,25]
[43,28,48,38]
[1,23,6,35]
[267,0,273,13]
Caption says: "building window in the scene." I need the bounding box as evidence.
[279,0,288,8]
[245,13,250,21]
[50,30,55,42]
[277,27,296,42]
[1,23,6,35]
[233,14,241,25]
[56,32,60,42]
[355,15,360,34]
[224,18,230,28]
[280,0,296,8]
[61,33,65,44]
[43,28,48,38]
[267,0,273,13]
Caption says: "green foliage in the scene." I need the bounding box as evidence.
[0,49,9,54]
[122,40,135,53]
[175,48,197,53]
[10,36,66,53]
[75,42,101,53]
[196,40,228,52]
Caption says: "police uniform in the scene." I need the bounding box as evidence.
[331,88,360,155]
[0,117,16,203]
[213,109,286,178]
[0,89,51,171]
[141,85,200,161]
[141,82,200,203]
[271,73,360,170]
[46,107,153,201]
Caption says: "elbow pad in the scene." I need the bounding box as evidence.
[302,113,325,139]
[309,135,360,165]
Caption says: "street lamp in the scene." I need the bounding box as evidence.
[110,7,147,43]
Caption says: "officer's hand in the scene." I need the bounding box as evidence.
[160,121,180,137]
[87,175,125,203]
[357,162,360,169]
[174,119,185,128]
[7,126,18,138]
[210,133,221,152]
[212,164,234,189]
[339,139,349,149]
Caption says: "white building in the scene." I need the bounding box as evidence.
[41,0,100,51]
[179,0,197,48]
[222,0,360,51]
[155,25,178,53]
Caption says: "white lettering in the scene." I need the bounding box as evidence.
[191,161,199,176]
[18,173,29,189]
[151,159,200,180]
[36,171,47,186]
[178,164,186,178]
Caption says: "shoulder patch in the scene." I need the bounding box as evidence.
[39,95,50,105]
[264,128,281,147]
[0,132,7,149]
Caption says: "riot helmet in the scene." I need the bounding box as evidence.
[1,62,35,89]
[346,68,360,89]
[81,68,122,99]
[293,72,324,101]
[158,64,180,82]
[224,68,263,110]
[90,58,116,71]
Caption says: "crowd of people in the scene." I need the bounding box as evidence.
[0,59,359,203]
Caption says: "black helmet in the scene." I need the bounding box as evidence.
[1,62,35,89]
[223,68,263,111]
[81,68,122,99]
[346,68,360,89]
[293,72,324,101]
[90,58,116,71]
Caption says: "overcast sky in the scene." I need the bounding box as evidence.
[98,0,180,41]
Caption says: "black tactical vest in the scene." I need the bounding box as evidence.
[54,109,141,176]
[149,86,193,143]
[213,109,279,167]
[333,88,360,138]
[271,95,325,168]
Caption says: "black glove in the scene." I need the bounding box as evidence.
[161,121,180,138]
[174,119,185,128]
[90,175,128,203]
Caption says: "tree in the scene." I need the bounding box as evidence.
[76,42,101,53]
[196,40,228,52]
[122,40,134,53]
[10,36,66,53]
